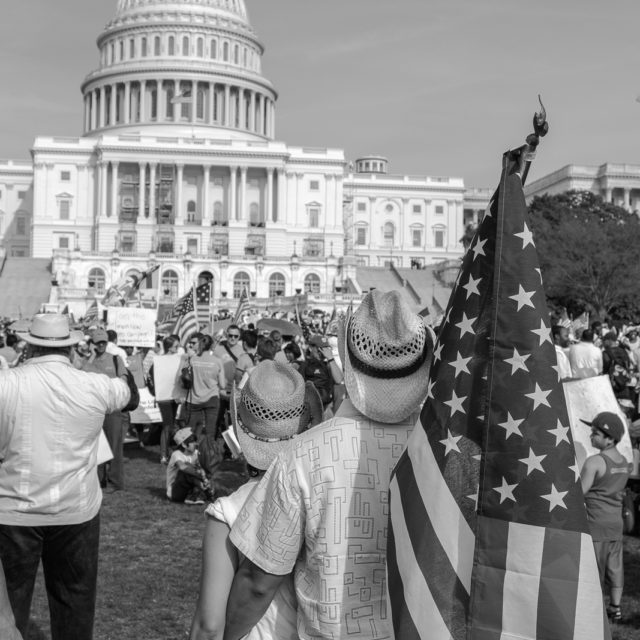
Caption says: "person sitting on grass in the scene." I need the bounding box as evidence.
[580,411,633,623]
[189,361,322,640]
[166,428,212,506]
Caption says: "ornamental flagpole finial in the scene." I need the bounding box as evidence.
[514,95,550,185]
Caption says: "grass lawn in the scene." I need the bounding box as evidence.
[23,442,640,639]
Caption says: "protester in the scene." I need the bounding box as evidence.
[601,331,637,416]
[552,324,572,381]
[569,329,603,379]
[234,329,258,385]
[300,335,343,415]
[268,329,288,364]
[166,428,212,505]
[214,325,245,431]
[283,341,303,373]
[106,329,128,366]
[190,361,323,640]
[83,327,130,491]
[580,412,633,622]
[223,290,434,640]
[0,314,131,640]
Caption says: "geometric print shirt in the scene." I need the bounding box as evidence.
[229,399,419,640]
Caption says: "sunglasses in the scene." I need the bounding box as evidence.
[228,333,240,339]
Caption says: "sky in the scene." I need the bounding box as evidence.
[1,0,639,187]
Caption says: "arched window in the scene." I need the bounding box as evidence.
[234,44,239,64]
[197,37,204,57]
[383,222,395,246]
[129,38,135,58]
[213,200,226,225]
[210,39,217,58]
[165,83,174,119]
[119,40,124,61]
[141,37,147,57]
[187,200,197,222]
[154,36,161,56]
[233,271,250,298]
[243,47,248,66]
[168,35,175,55]
[196,88,205,119]
[161,269,179,299]
[269,273,286,298]
[182,36,189,56]
[88,268,106,295]
[109,42,115,64]
[223,41,229,61]
[304,273,321,295]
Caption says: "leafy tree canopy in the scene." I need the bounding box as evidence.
[528,190,640,321]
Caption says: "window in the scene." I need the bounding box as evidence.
[304,273,321,294]
[119,40,124,61]
[16,216,26,236]
[357,202,366,212]
[309,180,319,191]
[119,233,135,252]
[210,39,217,58]
[268,273,286,297]
[161,270,179,298]
[187,200,197,222]
[303,238,324,257]
[356,227,367,245]
[61,171,71,181]
[434,228,445,248]
[88,268,106,295]
[141,37,147,57]
[129,39,135,58]
[154,36,161,56]
[157,234,174,253]
[187,237,198,254]
[197,38,204,57]
[18,191,27,199]
[168,36,175,55]
[383,222,395,246]
[233,271,250,298]
[197,88,205,119]
[385,203,393,213]
[412,204,422,213]
[435,205,444,215]
[59,200,70,220]
[412,229,422,247]
[58,236,69,249]
[182,36,189,56]
[308,207,319,228]
[223,41,229,61]
[234,44,239,64]
[249,202,261,227]
[212,200,227,225]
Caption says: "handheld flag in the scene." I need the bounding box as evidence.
[387,151,609,640]
[101,264,159,307]
[232,287,250,326]
[171,285,199,344]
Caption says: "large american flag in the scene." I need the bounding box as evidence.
[388,152,609,640]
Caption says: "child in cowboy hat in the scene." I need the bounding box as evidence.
[223,289,435,640]
[190,361,322,640]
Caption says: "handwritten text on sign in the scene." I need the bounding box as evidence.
[107,307,157,348]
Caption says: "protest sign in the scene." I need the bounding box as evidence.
[107,307,156,347]
[129,387,162,424]
[153,354,186,402]
[563,374,633,470]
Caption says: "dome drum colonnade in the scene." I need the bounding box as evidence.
[81,0,276,138]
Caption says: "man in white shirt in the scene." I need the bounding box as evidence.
[552,324,573,381]
[569,329,603,379]
[0,315,131,640]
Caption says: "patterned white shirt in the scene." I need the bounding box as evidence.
[230,399,419,640]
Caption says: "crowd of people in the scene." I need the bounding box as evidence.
[0,300,636,639]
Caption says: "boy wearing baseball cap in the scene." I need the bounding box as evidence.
[580,411,632,622]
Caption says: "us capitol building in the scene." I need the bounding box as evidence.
[0,0,494,317]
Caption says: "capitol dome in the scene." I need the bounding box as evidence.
[80,0,276,140]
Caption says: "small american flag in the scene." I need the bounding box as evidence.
[388,152,609,640]
[172,287,198,345]
[232,287,250,325]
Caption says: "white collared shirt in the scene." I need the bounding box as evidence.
[0,354,130,526]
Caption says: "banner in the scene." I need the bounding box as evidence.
[563,374,633,469]
[153,354,186,402]
[107,307,157,348]
[129,387,162,424]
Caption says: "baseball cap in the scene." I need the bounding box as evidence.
[90,328,108,343]
[173,428,194,447]
[580,412,625,443]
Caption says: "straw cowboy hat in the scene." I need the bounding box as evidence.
[338,290,435,423]
[18,314,83,348]
[231,360,323,470]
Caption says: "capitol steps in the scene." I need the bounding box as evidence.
[0,258,52,319]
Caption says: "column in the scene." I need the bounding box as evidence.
[229,166,237,221]
[249,91,256,132]
[270,100,275,138]
[175,164,184,223]
[224,84,231,126]
[110,162,119,219]
[266,168,274,224]
[90,91,97,130]
[124,81,131,124]
[109,84,117,125]
[148,163,156,220]
[209,82,215,123]
[99,86,106,128]
[202,165,211,223]
[99,162,108,218]
[624,188,631,210]
[138,163,146,220]
[191,80,197,123]
[239,166,247,221]
[276,167,286,223]
[603,188,612,203]
[174,80,180,122]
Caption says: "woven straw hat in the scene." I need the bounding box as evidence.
[338,290,434,423]
[18,314,83,348]
[231,360,322,469]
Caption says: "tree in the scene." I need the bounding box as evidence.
[528,191,640,321]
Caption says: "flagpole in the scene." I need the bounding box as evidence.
[192,281,199,332]
[208,279,214,335]
[513,94,548,185]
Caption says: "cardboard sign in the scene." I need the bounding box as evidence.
[129,387,162,424]
[107,307,157,348]
[153,354,186,402]
[563,375,633,470]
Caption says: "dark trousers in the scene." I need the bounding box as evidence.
[185,398,220,440]
[168,470,201,502]
[158,400,178,459]
[0,513,100,640]
[98,411,126,490]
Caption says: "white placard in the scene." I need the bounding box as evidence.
[97,430,113,465]
[129,387,162,424]
[563,375,634,470]
[153,354,186,402]
[107,307,157,348]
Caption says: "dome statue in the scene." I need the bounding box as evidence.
[115,0,248,21]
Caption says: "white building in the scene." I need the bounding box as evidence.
[0,0,473,318]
